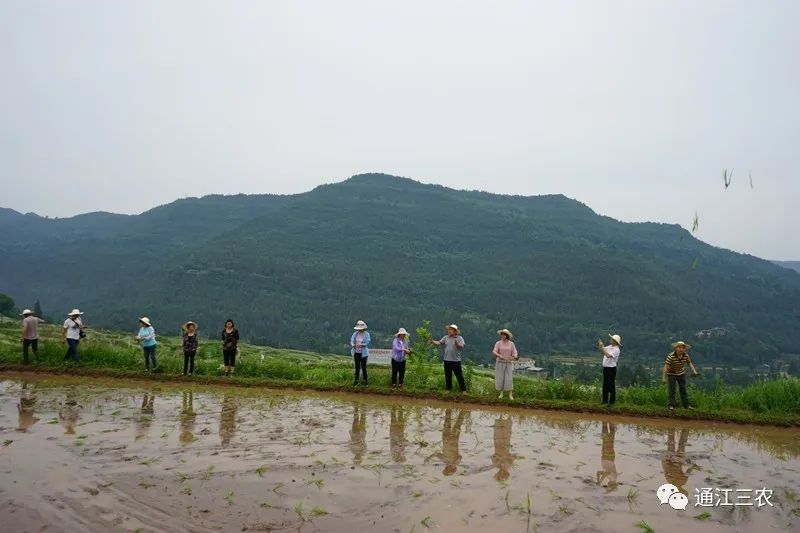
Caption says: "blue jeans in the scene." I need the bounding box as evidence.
[143,345,157,371]
[65,338,80,362]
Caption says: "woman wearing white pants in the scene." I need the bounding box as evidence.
[493,329,519,400]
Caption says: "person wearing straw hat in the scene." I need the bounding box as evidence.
[391,327,411,388]
[431,324,467,393]
[350,320,371,385]
[135,317,158,372]
[62,309,84,363]
[182,321,199,376]
[493,329,519,400]
[20,309,44,365]
[597,334,622,405]
[663,341,698,410]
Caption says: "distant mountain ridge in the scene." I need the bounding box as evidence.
[1,173,798,365]
[775,261,800,274]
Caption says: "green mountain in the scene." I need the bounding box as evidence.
[2,173,799,365]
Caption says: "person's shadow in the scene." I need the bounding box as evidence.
[59,392,81,435]
[390,405,408,463]
[219,394,237,448]
[349,403,367,465]
[596,421,619,491]
[17,382,39,432]
[135,392,155,441]
[492,415,514,482]
[180,391,197,445]
[661,428,697,495]
[426,408,466,476]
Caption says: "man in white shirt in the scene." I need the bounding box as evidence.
[597,334,622,405]
[62,309,84,363]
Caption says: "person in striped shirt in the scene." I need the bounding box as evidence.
[662,341,699,410]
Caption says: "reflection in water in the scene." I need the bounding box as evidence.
[219,395,237,447]
[59,393,80,435]
[180,391,197,445]
[661,428,695,495]
[597,422,619,490]
[349,403,367,465]
[135,392,156,441]
[17,382,39,431]
[491,415,514,482]
[390,405,408,463]
[426,408,466,476]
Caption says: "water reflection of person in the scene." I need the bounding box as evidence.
[219,394,237,447]
[491,415,514,482]
[349,403,367,465]
[134,392,156,440]
[59,394,81,435]
[426,408,466,476]
[180,391,197,445]
[390,405,407,463]
[596,421,619,491]
[17,382,39,431]
[661,428,695,495]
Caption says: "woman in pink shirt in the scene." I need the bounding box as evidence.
[493,329,519,400]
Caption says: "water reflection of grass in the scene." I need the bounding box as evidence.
[2,320,800,426]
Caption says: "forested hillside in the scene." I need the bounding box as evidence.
[2,173,799,365]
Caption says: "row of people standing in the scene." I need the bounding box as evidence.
[136,317,240,376]
[20,310,699,409]
[350,320,520,396]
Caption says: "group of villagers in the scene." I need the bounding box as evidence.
[19,308,700,408]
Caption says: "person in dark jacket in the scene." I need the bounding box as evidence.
[182,321,199,375]
[221,320,239,376]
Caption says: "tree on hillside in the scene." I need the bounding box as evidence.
[0,293,17,317]
[33,299,43,318]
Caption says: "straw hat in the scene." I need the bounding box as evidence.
[671,341,691,349]
[139,317,152,327]
[395,327,409,337]
[608,334,622,346]
[68,309,84,316]
[21,309,33,316]
[446,324,459,332]
[182,321,198,331]
[497,328,513,339]
[353,320,368,331]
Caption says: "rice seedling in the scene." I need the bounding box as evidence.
[636,520,655,533]
[3,439,12,447]
[294,502,306,522]
[694,512,711,520]
[627,488,639,503]
[310,507,328,518]
[255,465,267,478]
[181,485,192,495]
[224,490,234,506]
[421,516,433,528]
[199,466,215,482]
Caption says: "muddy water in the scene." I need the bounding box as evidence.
[0,374,798,533]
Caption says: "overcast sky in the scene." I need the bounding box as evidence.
[1,1,798,259]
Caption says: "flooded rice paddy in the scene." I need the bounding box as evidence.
[0,373,798,533]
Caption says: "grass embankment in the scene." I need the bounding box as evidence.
[1,318,799,426]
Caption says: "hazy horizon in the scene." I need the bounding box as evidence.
[2,1,798,259]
